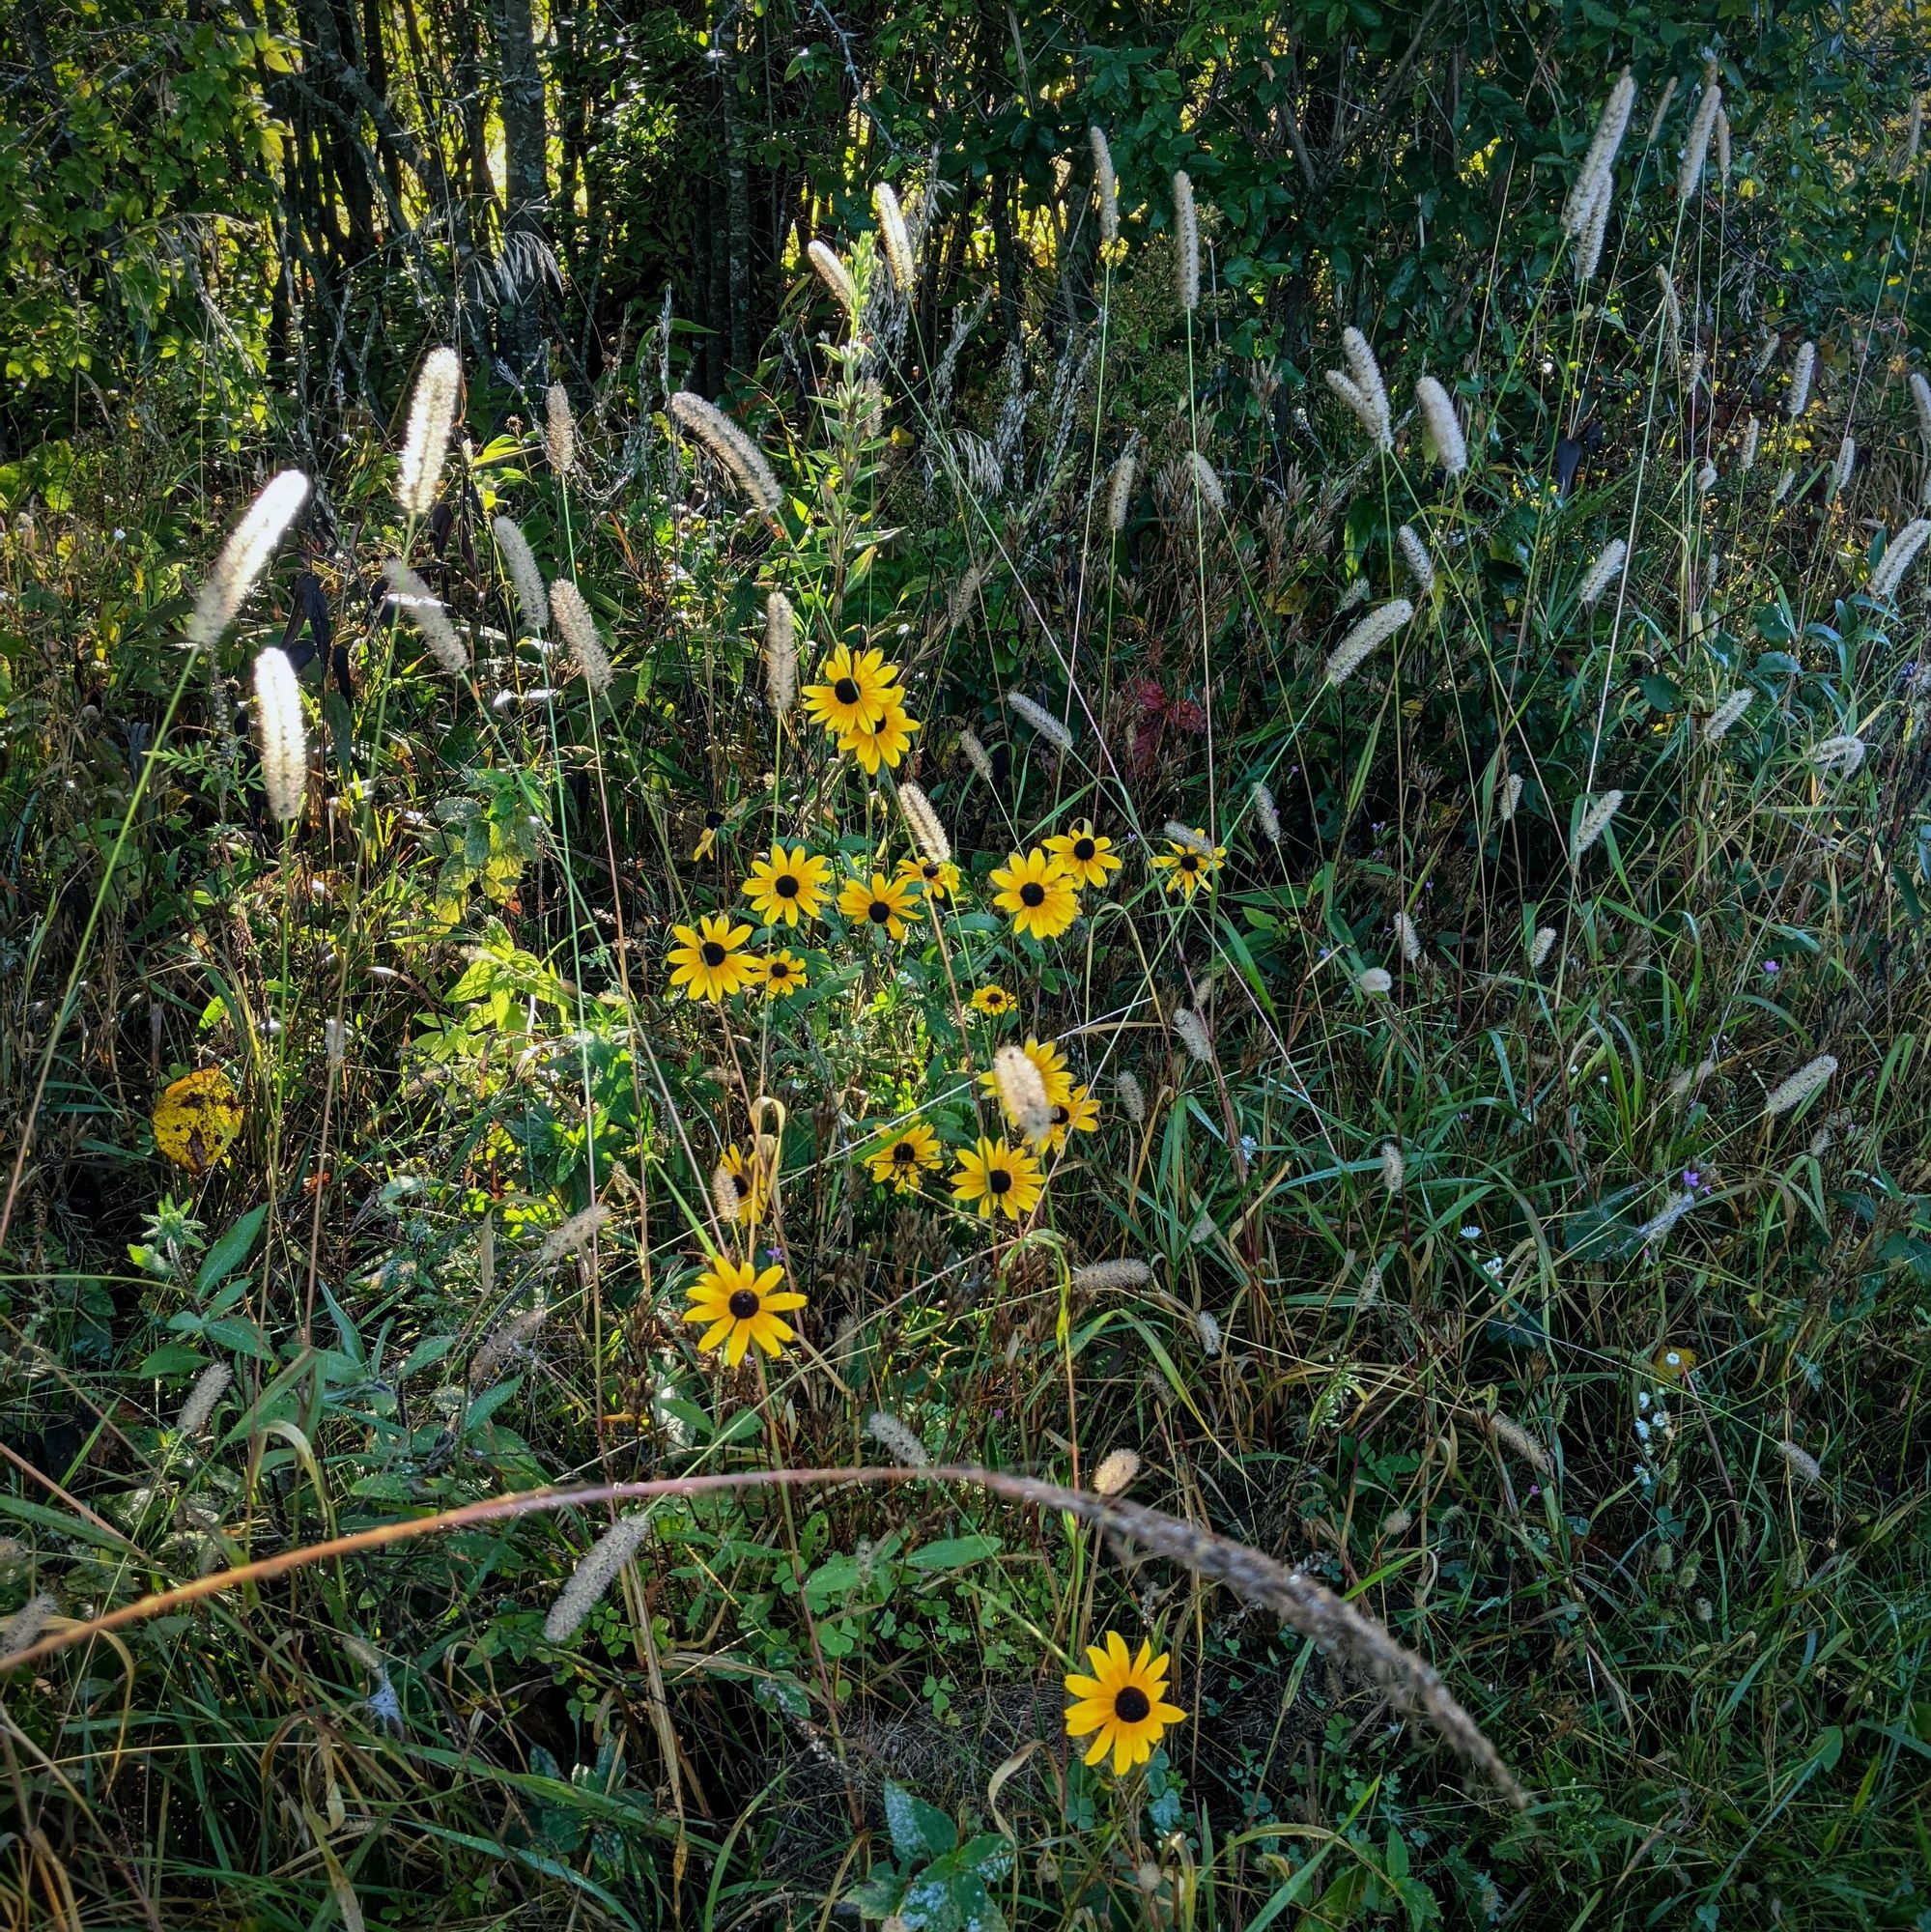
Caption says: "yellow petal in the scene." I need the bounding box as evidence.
[724,1324,751,1367]
[1083,1728,1113,1767]
[1064,1673,1103,1699]
[1064,1701,1109,1737]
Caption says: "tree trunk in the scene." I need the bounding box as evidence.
[493,0,551,389]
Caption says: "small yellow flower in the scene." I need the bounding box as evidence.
[756,949,808,997]
[866,1121,943,1192]
[838,696,920,774]
[1150,832,1225,899]
[743,843,830,926]
[978,1037,1074,1117]
[989,846,1080,940]
[803,643,901,735]
[682,1256,807,1367]
[1652,1343,1698,1381]
[1064,1633,1186,1775]
[667,913,761,1002]
[717,1143,770,1222]
[951,1136,1045,1221]
[1044,820,1122,890]
[838,870,922,941]
[1045,1082,1101,1152]
[970,984,1018,1016]
[896,853,960,899]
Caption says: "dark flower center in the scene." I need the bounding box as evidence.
[732,1171,752,1198]
[1114,1686,1151,1724]
[834,677,861,705]
[727,1289,760,1320]
[768,961,791,980]
[1052,1105,1070,1126]
[893,1141,918,1163]
[922,862,941,879]
[1073,838,1096,862]
[988,1166,1012,1194]
[1179,855,1200,872]
[701,941,727,966]
[776,873,800,897]
[705,810,724,829]
[868,898,893,924]
[1020,882,1045,907]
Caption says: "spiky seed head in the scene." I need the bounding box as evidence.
[252,646,307,825]
[397,347,461,518]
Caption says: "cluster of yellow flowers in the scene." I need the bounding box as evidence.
[802,642,920,772]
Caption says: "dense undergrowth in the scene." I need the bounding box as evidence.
[4,36,1931,1932]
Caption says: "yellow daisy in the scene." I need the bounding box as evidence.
[1044,820,1123,891]
[951,1136,1045,1221]
[1064,1633,1186,1775]
[1045,1083,1101,1152]
[717,1143,770,1222]
[896,853,961,899]
[989,847,1080,941]
[682,1256,807,1367]
[838,870,922,941]
[803,643,901,736]
[971,984,1018,1016]
[978,1037,1074,1118]
[757,949,808,997]
[667,913,761,1002]
[865,1121,943,1193]
[838,697,920,774]
[743,843,830,926]
[1150,832,1226,899]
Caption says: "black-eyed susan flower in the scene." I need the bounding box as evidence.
[1064,1633,1185,1775]
[989,846,1080,941]
[971,984,1018,1016]
[757,950,808,997]
[951,1136,1045,1221]
[667,914,761,1002]
[896,853,961,900]
[865,1121,943,1193]
[1046,1083,1101,1152]
[838,696,920,774]
[717,1143,771,1222]
[1045,820,1123,890]
[743,843,830,926]
[803,643,901,736]
[838,870,921,941]
[682,1256,806,1367]
[1150,832,1226,899]
[978,1036,1074,1116]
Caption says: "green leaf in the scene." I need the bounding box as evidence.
[195,1203,267,1293]
[905,1534,1002,1572]
[139,1343,211,1378]
[884,1781,957,1860]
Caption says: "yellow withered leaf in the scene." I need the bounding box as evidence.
[153,1069,243,1176]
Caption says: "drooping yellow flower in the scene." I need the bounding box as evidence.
[1150,832,1226,899]
[717,1143,770,1222]
[1045,1083,1101,1152]
[978,1036,1074,1118]
[152,1067,243,1175]
[970,984,1017,1016]
[989,846,1080,940]
[1064,1633,1186,1775]
[838,870,921,941]
[951,1135,1045,1221]
[667,913,761,1002]
[682,1256,807,1367]
[896,853,960,899]
[743,843,830,926]
[838,696,920,774]
[803,643,901,736]
[1044,820,1123,890]
[756,949,808,997]
[865,1121,943,1193]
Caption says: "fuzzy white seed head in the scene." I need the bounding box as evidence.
[1396,525,1435,596]
[0,1594,59,1660]
[397,348,461,518]
[1163,821,1216,855]
[873,182,917,294]
[1193,1306,1223,1356]
[1073,1257,1151,1292]
[667,391,783,514]
[993,1044,1054,1145]
[1249,781,1281,844]
[1677,82,1722,202]
[1775,1439,1824,1489]
[1378,1142,1405,1192]
[1105,447,1138,531]
[1787,340,1816,419]
[1499,772,1524,821]
[186,470,310,649]
[175,1361,234,1435]
[1576,538,1628,609]
[1324,599,1413,685]
[1356,966,1393,996]
[383,559,469,677]
[1531,925,1557,969]
[1830,436,1857,497]
[1696,460,1718,495]
[545,383,576,475]
[1715,103,1732,182]
[1636,1189,1699,1245]
[1911,371,1931,440]
[1007,690,1074,753]
[1115,1071,1146,1123]
[1392,910,1423,964]
[1185,448,1226,515]
[1870,519,1931,601]
[1811,734,1866,779]
[493,516,549,635]
[1741,414,1761,472]
[252,646,307,825]
[1704,688,1754,742]
[895,782,951,864]
[764,589,797,713]
[550,579,611,694]
[1572,788,1623,860]
[1090,128,1120,246]
[1763,1053,1837,1117]
[545,1513,654,1642]
[1173,171,1200,310]
[1091,1446,1141,1495]
[1171,1007,1212,1065]
[1655,267,1683,355]
[1574,183,1613,283]
[1337,577,1371,613]
[1342,327,1391,444]
[1563,71,1637,237]
[960,728,995,784]
[866,1410,930,1467]
[1413,376,1467,475]
[807,240,858,316]
[538,1202,611,1264]
[1358,1264,1382,1310]
[1646,75,1679,146]
[710,1161,741,1229]
[324,1016,348,1069]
